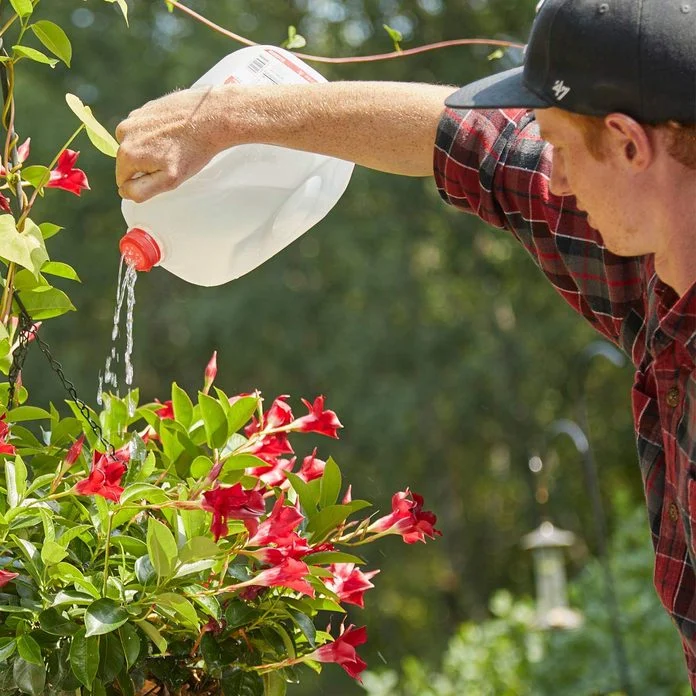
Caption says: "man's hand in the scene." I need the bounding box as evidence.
[116,87,228,203]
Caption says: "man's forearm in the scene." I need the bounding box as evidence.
[214,81,454,177]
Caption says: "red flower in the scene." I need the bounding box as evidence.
[46,149,89,196]
[324,563,379,608]
[0,568,19,587]
[367,489,441,544]
[248,494,304,546]
[244,395,294,438]
[0,193,10,213]
[17,138,30,163]
[201,483,266,541]
[247,533,313,565]
[0,414,16,455]
[247,456,295,487]
[249,433,294,466]
[243,558,315,597]
[291,396,342,438]
[74,447,129,502]
[306,624,368,681]
[203,351,217,394]
[298,448,326,482]
[64,434,85,467]
[266,395,294,428]
[154,399,174,419]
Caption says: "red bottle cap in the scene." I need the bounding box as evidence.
[119,228,161,272]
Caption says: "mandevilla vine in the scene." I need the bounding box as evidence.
[0,2,440,695]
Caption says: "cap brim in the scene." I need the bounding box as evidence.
[445,66,550,111]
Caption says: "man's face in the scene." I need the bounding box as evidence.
[534,108,653,257]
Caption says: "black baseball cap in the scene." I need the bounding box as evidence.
[445,0,696,124]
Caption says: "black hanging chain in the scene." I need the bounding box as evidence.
[7,296,116,457]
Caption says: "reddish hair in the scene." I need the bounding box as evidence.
[564,112,696,170]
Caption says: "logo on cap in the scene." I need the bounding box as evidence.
[551,79,571,101]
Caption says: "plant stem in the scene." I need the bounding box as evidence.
[103,511,114,595]
[0,13,18,39]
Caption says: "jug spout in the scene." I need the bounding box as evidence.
[119,228,161,272]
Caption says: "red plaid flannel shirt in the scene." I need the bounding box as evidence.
[433,107,696,689]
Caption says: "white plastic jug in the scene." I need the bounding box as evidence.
[119,45,354,286]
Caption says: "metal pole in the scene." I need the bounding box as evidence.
[548,418,632,694]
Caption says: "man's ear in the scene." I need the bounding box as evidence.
[603,113,653,169]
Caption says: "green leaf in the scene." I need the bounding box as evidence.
[40,261,80,281]
[306,501,371,543]
[17,635,42,666]
[105,0,129,23]
[172,382,193,429]
[281,25,306,51]
[6,455,28,508]
[118,624,141,670]
[147,517,178,580]
[226,396,258,433]
[13,45,57,67]
[9,0,33,18]
[263,671,288,696]
[13,657,45,696]
[8,406,51,422]
[383,23,403,51]
[224,600,255,629]
[0,637,16,662]
[135,620,166,654]
[65,93,118,157]
[17,285,75,319]
[38,222,62,240]
[21,165,50,190]
[40,540,67,565]
[30,20,71,66]
[319,457,341,509]
[198,393,228,449]
[178,535,220,564]
[39,608,79,636]
[286,472,319,514]
[84,598,128,637]
[98,633,124,683]
[488,48,505,61]
[118,483,169,506]
[69,629,99,688]
[303,550,364,565]
[174,558,216,578]
[288,609,316,648]
[190,454,214,478]
[221,668,264,696]
[156,592,200,629]
[220,453,268,474]
[0,215,48,278]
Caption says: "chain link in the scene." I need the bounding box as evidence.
[8,296,116,457]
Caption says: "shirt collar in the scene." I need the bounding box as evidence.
[644,255,696,361]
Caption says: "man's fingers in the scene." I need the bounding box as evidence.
[115,144,154,189]
[118,170,176,203]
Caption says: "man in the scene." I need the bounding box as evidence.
[116,0,696,686]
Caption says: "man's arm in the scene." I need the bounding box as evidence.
[115,81,453,202]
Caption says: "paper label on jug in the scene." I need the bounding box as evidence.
[224,48,319,87]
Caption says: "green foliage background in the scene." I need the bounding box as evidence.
[17,0,672,692]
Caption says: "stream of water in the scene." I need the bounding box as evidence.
[97,257,138,415]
